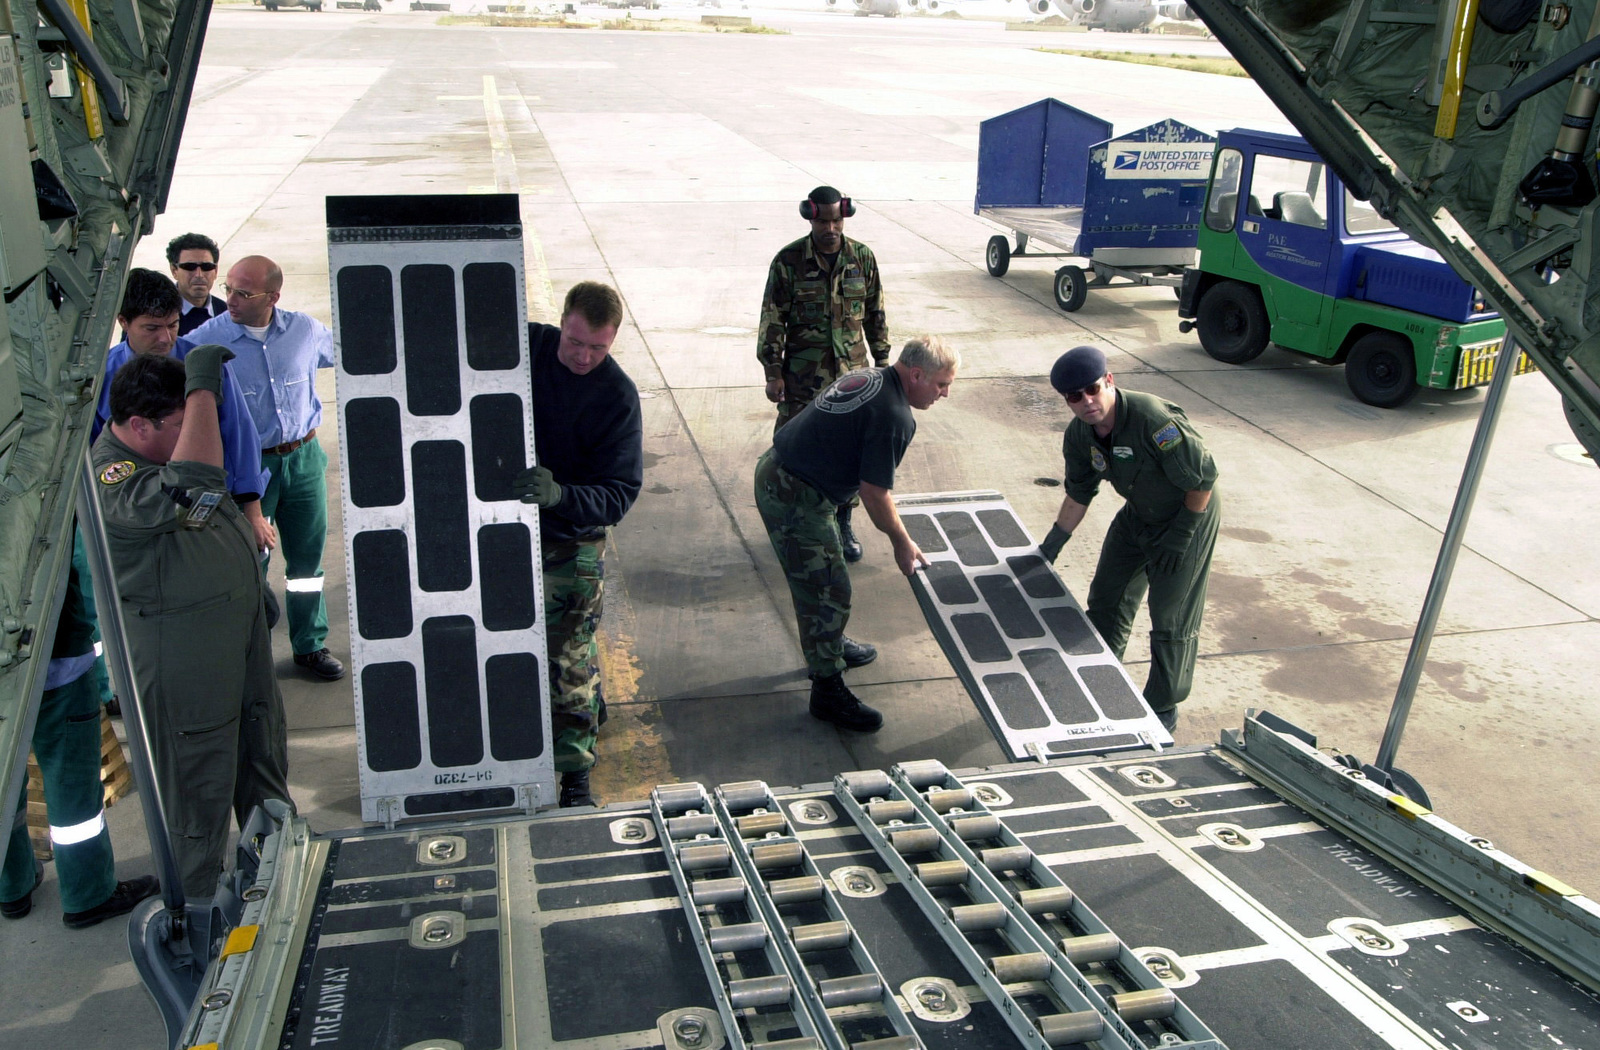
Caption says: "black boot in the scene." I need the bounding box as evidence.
[809,673,883,732]
[837,504,863,563]
[560,769,596,808]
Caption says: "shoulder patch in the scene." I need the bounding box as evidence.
[98,461,136,485]
[1153,422,1183,451]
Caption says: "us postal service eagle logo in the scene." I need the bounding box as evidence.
[815,369,883,414]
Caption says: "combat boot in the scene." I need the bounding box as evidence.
[836,504,863,563]
[809,673,883,732]
[559,769,597,808]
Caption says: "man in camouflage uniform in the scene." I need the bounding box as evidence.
[758,185,890,563]
[1037,346,1221,733]
[514,283,643,809]
[755,337,959,732]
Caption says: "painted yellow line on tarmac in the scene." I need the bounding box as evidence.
[439,76,557,322]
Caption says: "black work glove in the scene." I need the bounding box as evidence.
[1150,506,1204,575]
[512,465,563,508]
[184,344,235,399]
[1039,523,1072,564]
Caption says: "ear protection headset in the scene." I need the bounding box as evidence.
[800,194,855,220]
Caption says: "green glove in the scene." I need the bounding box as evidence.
[512,464,563,508]
[1039,523,1072,564]
[1150,506,1204,575]
[184,344,235,399]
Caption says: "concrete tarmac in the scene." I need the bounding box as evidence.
[3,7,1597,1046]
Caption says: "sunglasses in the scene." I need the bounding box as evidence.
[176,261,217,272]
[1065,380,1104,404]
[223,284,271,300]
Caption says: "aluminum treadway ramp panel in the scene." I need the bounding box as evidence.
[897,490,1171,761]
[328,193,554,823]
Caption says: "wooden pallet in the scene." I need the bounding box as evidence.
[25,709,133,861]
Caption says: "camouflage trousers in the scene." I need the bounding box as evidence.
[543,536,607,773]
[754,449,850,678]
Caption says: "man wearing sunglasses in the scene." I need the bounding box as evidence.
[167,232,227,336]
[191,255,344,682]
[1038,345,1220,733]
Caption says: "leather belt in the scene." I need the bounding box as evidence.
[263,427,316,457]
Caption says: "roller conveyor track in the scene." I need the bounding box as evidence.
[889,760,1227,1049]
[712,780,923,1050]
[833,768,1227,1050]
[653,782,830,1050]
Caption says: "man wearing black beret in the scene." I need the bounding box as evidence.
[1038,346,1220,731]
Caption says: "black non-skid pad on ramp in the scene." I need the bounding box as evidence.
[897,490,1171,761]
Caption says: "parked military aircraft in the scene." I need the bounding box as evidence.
[1044,0,1159,31]
[826,0,990,15]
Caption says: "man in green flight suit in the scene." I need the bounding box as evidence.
[93,350,292,898]
[1037,346,1221,732]
[758,185,890,563]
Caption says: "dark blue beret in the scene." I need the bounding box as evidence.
[1049,345,1108,395]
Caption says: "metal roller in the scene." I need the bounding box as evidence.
[990,952,1052,983]
[751,1040,821,1050]
[925,788,973,814]
[767,875,826,905]
[948,902,1009,932]
[679,842,732,871]
[727,975,794,1009]
[666,814,719,840]
[949,815,1002,841]
[897,760,949,788]
[914,859,969,887]
[1059,932,1122,966]
[979,846,1033,873]
[889,827,943,855]
[839,769,893,799]
[1016,886,1075,916]
[866,800,917,825]
[1111,987,1177,1023]
[817,974,883,1008]
[736,812,788,838]
[851,1039,921,1050]
[707,922,768,953]
[750,841,804,870]
[719,781,770,811]
[791,920,853,953]
[1037,1011,1105,1047]
[654,783,705,811]
[691,877,747,905]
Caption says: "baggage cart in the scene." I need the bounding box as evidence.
[976,98,1214,311]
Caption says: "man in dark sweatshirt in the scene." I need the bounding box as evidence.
[514,283,643,808]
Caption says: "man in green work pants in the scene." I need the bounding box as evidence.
[1,553,159,927]
[1037,346,1221,732]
